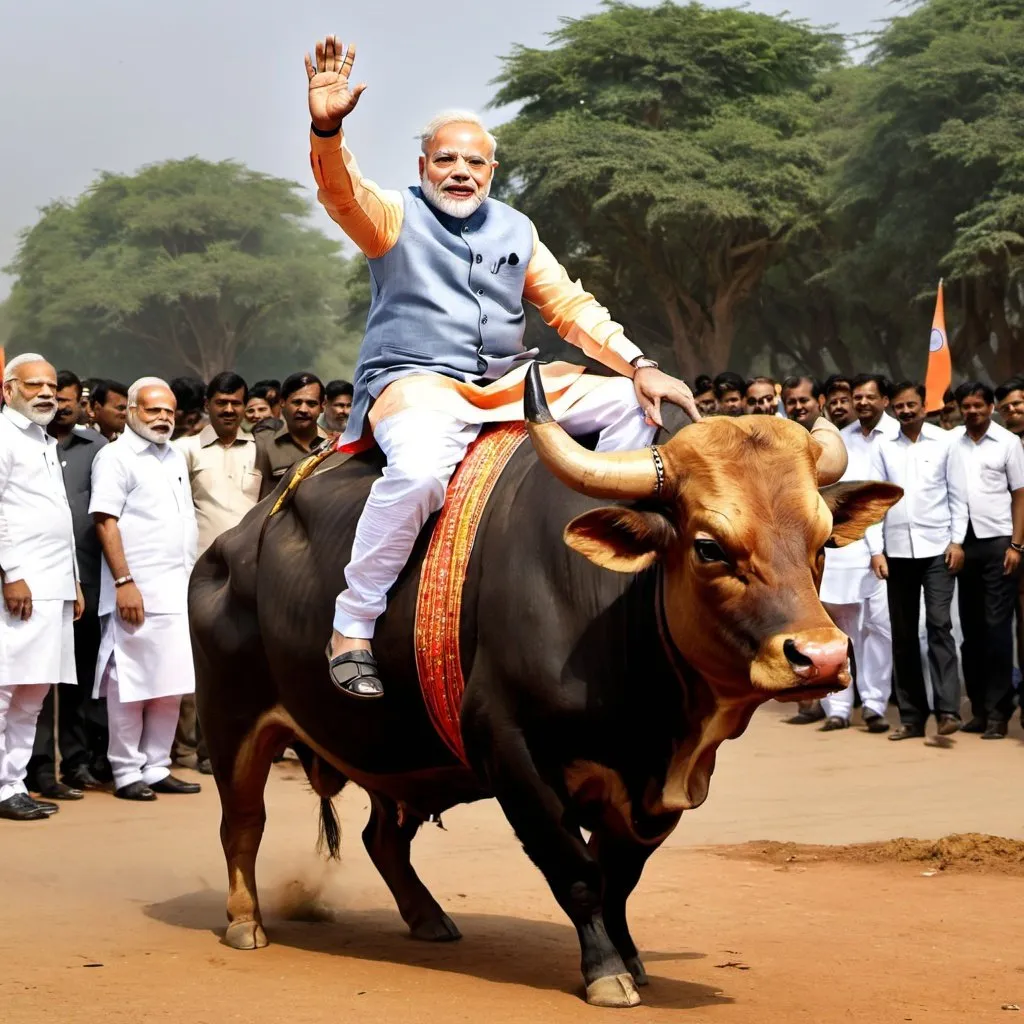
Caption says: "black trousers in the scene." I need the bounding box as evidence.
[886,554,960,727]
[27,607,108,785]
[959,532,1018,723]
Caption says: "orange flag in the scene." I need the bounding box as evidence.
[925,280,952,413]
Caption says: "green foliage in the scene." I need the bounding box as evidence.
[5,158,361,381]
[492,1,846,377]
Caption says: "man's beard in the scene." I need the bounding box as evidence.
[420,173,489,219]
[7,391,56,426]
[130,417,172,445]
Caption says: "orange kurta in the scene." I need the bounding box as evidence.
[309,131,645,431]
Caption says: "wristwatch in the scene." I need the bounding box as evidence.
[631,356,659,372]
[1011,542,1024,554]
[114,574,135,588]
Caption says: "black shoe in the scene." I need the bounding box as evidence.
[936,714,962,736]
[889,724,926,741]
[819,716,850,732]
[0,793,50,821]
[149,775,201,795]
[35,780,84,801]
[785,700,825,725]
[862,709,890,734]
[197,758,213,775]
[961,717,987,734]
[62,764,104,791]
[115,781,157,801]
[982,721,1008,740]
[31,798,59,815]
[327,646,384,699]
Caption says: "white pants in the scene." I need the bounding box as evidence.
[105,661,181,789]
[0,684,51,801]
[822,581,893,720]
[334,376,656,638]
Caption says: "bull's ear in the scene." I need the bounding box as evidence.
[821,481,904,548]
[564,507,677,573]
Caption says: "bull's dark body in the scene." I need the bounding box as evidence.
[192,442,692,997]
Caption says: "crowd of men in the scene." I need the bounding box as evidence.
[0,353,1021,821]
[0,356,352,820]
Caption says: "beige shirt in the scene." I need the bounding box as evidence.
[176,426,260,556]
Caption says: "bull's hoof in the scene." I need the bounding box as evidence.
[409,912,462,943]
[586,973,642,1008]
[624,955,649,986]
[224,920,268,950]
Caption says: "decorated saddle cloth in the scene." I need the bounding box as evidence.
[414,423,528,766]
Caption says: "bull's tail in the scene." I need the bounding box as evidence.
[317,796,342,861]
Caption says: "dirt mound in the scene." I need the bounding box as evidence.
[719,833,1024,875]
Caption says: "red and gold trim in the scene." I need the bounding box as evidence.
[414,424,529,764]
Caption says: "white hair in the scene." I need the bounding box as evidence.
[3,352,49,382]
[419,110,497,158]
[128,376,171,408]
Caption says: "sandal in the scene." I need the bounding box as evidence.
[819,716,849,732]
[888,724,925,741]
[327,646,384,699]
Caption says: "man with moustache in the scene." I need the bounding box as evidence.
[306,35,699,696]
[745,376,778,416]
[0,354,84,820]
[254,371,328,501]
[869,382,965,740]
[27,371,109,799]
[780,374,848,725]
[323,379,354,435]
[948,381,1024,738]
[815,374,899,734]
[175,371,259,774]
[88,380,129,441]
[90,378,201,800]
[823,374,855,429]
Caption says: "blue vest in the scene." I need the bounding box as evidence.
[341,187,536,443]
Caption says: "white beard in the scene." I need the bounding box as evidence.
[131,418,172,445]
[420,173,489,219]
[7,393,56,426]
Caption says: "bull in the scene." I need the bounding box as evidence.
[191,364,901,1008]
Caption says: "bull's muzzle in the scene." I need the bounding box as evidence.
[750,628,852,698]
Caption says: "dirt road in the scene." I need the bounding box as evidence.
[4,703,1023,1023]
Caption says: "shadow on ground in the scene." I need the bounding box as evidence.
[145,889,729,1011]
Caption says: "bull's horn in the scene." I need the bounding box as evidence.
[524,362,663,499]
[810,418,848,486]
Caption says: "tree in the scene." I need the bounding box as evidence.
[825,0,1024,381]
[5,158,356,381]
[491,1,846,378]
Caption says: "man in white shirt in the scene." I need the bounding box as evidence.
[90,377,201,800]
[818,374,901,733]
[948,381,1024,739]
[869,382,966,740]
[174,371,260,774]
[995,376,1024,684]
[0,353,84,820]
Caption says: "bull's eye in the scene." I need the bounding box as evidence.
[694,538,729,564]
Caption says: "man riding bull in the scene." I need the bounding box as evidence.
[306,35,700,698]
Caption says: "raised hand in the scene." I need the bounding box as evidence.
[305,35,367,132]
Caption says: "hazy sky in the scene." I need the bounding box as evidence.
[0,0,902,297]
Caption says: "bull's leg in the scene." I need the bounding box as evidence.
[362,792,461,942]
[469,726,639,1008]
[589,832,663,987]
[217,721,288,951]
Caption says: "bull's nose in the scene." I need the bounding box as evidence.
[784,635,849,680]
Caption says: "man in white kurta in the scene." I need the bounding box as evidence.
[0,353,82,821]
[90,378,200,801]
[820,375,901,732]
